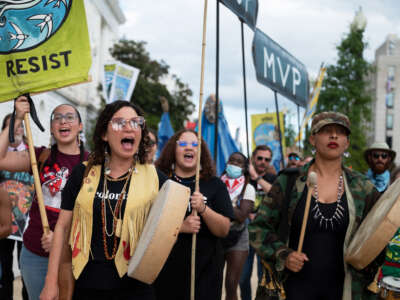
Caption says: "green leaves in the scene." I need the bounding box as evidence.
[316,25,373,171]
[110,39,195,131]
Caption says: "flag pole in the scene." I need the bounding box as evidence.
[24,113,50,234]
[192,0,209,299]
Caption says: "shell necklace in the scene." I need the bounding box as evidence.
[311,175,344,229]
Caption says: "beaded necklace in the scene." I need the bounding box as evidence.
[173,173,196,184]
[311,175,344,229]
[100,167,133,260]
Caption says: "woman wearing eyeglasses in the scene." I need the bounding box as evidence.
[249,112,381,299]
[154,129,234,300]
[0,96,88,300]
[41,100,167,300]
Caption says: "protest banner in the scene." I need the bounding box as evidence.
[251,112,286,172]
[252,28,309,108]
[295,65,326,142]
[220,0,258,30]
[108,61,140,103]
[0,0,92,102]
[103,61,117,102]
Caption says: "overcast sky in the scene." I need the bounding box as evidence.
[119,0,400,150]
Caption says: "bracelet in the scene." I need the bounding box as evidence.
[199,203,207,214]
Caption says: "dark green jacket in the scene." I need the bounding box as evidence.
[249,162,380,300]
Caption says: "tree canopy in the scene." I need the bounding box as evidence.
[315,21,373,171]
[110,39,195,131]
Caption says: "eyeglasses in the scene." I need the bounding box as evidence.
[372,152,389,160]
[110,117,145,131]
[256,156,271,162]
[51,113,78,124]
[289,155,300,161]
[148,139,157,146]
[176,141,198,147]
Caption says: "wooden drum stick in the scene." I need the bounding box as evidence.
[297,171,317,253]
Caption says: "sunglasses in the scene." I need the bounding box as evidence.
[110,117,145,131]
[372,152,389,159]
[256,156,271,162]
[176,141,198,147]
[289,155,300,161]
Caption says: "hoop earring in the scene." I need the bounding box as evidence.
[104,147,111,175]
[311,148,316,155]
[78,131,86,147]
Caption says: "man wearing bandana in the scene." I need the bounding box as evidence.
[364,142,396,193]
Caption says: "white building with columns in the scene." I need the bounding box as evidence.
[0,0,125,148]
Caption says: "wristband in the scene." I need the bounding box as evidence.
[199,203,207,214]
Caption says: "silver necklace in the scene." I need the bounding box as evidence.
[311,175,344,229]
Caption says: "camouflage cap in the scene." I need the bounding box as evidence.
[311,111,351,135]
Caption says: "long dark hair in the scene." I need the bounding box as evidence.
[88,100,150,166]
[2,113,28,145]
[155,129,215,180]
[46,104,85,167]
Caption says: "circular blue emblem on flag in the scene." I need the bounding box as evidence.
[0,0,72,54]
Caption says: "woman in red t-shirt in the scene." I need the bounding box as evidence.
[0,96,87,300]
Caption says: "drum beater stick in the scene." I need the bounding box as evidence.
[297,172,317,252]
[192,0,209,299]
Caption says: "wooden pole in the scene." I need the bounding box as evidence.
[191,0,209,299]
[24,114,49,234]
[297,172,316,252]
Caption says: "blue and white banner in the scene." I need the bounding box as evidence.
[108,61,140,104]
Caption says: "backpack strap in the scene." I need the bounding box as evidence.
[38,148,51,175]
[277,167,300,241]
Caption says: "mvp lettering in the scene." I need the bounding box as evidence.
[263,47,301,97]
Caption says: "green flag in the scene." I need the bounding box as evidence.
[0,0,92,102]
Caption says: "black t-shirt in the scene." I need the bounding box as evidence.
[285,187,349,300]
[61,163,167,291]
[154,174,234,300]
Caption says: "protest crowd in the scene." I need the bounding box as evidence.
[2,2,400,300]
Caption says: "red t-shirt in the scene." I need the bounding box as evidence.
[23,146,88,257]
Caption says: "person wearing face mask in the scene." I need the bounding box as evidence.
[364,142,396,193]
[221,152,255,300]
[0,114,32,300]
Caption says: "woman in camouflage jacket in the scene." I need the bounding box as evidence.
[249,112,380,300]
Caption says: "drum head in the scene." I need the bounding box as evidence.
[382,276,400,292]
[345,179,400,269]
[127,179,190,284]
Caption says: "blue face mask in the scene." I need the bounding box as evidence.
[226,164,243,179]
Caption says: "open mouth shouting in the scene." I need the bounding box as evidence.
[183,152,195,163]
[121,137,135,151]
[59,127,71,137]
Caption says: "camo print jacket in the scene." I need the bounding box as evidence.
[249,162,381,300]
